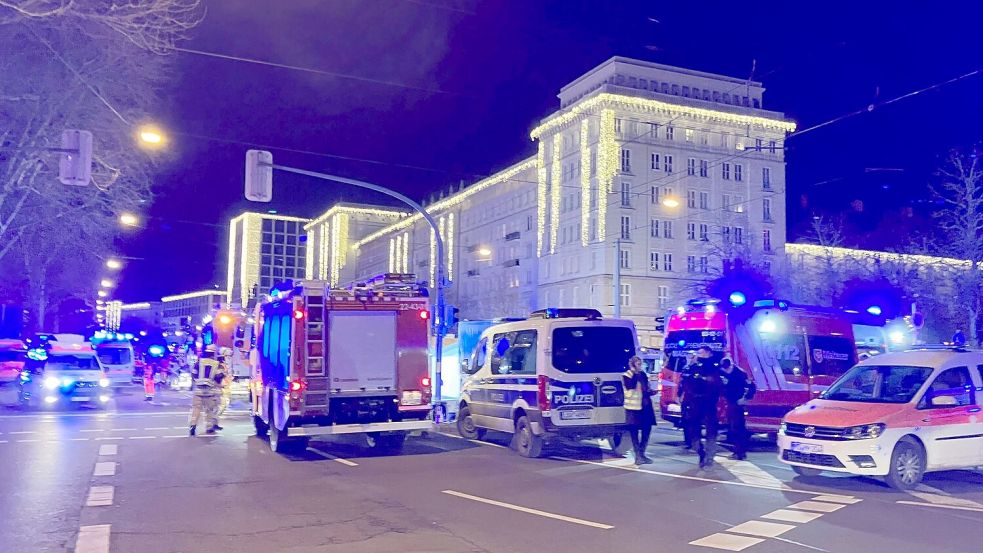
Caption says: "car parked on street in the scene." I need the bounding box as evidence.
[778,346,983,489]
[19,343,112,408]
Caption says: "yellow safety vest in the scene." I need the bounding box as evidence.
[623,370,643,411]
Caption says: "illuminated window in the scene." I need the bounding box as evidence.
[685,128,694,142]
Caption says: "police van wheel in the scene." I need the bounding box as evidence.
[456,405,485,440]
[885,438,925,490]
[253,415,269,437]
[513,416,543,458]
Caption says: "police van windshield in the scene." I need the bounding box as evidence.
[46,355,100,371]
[551,326,634,374]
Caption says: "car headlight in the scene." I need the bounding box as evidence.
[778,422,787,435]
[42,376,60,390]
[845,423,886,440]
[99,378,110,388]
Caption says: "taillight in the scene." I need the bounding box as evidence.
[421,376,431,389]
[418,310,429,320]
[293,310,305,320]
[537,374,550,414]
[288,379,305,392]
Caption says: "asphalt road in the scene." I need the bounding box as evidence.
[1,386,982,553]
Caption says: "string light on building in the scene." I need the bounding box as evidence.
[596,109,615,241]
[401,231,409,273]
[580,119,591,246]
[429,227,436,286]
[536,143,547,257]
[447,212,454,279]
[389,236,396,273]
[550,132,562,255]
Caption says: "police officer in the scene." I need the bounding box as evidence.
[622,356,656,465]
[678,352,700,451]
[681,346,722,469]
[719,358,755,460]
[189,345,224,436]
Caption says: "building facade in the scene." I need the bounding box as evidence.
[160,290,227,331]
[226,212,310,308]
[303,203,409,286]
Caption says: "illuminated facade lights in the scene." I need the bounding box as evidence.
[447,212,455,278]
[401,231,409,273]
[161,290,229,303]
[596,109,615,241]
[550,133,562,254]
[579,119,591,246]
[536,143,547,257]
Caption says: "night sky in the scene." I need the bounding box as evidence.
[117,0,983,302]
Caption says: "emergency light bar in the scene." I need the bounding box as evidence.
[529,308,602,320]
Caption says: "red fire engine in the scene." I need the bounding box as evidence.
[659,299,859,435]
[251,274,433,454]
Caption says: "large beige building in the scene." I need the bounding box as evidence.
[226,212,310,307]
[228,58,795,347]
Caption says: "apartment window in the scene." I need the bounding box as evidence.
[763,261,772,273]
[769,140,777,154]
[614,118,623,133]
[735,164,743,182]
[687,222,696,240]
[663,253,673,271]
[722,163,731,180]
[699,191,709,210]
[763,198,773,221]
[755,138,763,150]
[762,167,772,189]
[651,153,660,170]
[664,155,674,173]
[699,159,709,177]
[650,186,660,204]
[687,190,697,208]
[663,220,673,239]
[733,195,745,213]
[627,119,638,137]
[699,256,709,273]
[620,249,631,269]
[620,149,631,172]
[621,182,631,207]
[657,286,669,308]
[650,219,660,238]
[665,126,674,140]
[687,157,696,176]
[722,226,732,243]
[620,216,631,240]
[649,122,660,136]
[763,229,772,252]
[685,128,694,142]
[699,223,709,241]
[700,131,709,145]
[649,252,659,271]
[687,255,696,273]
[720,134,730,149]
[620,284,631,307]
[735,227,744,245]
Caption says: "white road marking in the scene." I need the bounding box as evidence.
[727,520,797,538]
[81,429,105,433]
[161,435,187,438]
[127,436,155,440]
[85,486,114,507]
[896,500,983,513]
[93,462,116,476]
[470,439,507,449]
[715,457,790,489]
[0,440,6,444]
[9,430,36,434]
[436,431,464,440]
[98,444,118,456]
[442,490,614,530]
[70,438,90,441]
[787,500,845,513]
[811,494,861,504]
[16,439,39,443]
[94,437,124,441]
[908,484,983,510]
[308,447,359,466]
[552,456,822,495]
[171,426,188,430]
[689,532,764,551]
[144,427,170,430]
[75,524,111,553]
[760,509,824,524]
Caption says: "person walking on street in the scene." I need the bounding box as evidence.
[623,356,656,465]
[679,352,699,451]
[681,346,723,469]
[720,357,755,461]
[142,358,155,402]
[189,345,224,436]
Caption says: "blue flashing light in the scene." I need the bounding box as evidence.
[728,291,747,307]
[148,345,166,357]
[677,340,687,347]
[866,305,883,316]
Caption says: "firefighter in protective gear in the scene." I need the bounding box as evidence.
[216,347,233,421]
[189,345,224,436]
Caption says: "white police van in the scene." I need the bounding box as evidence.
[456,308,638,457]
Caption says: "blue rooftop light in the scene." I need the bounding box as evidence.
[866,305,883,316]
[728,291,747,307]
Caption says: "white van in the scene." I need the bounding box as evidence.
[456,308,639,457]
[95,341,136,386]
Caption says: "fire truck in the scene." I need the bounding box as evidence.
[659,299,859,435]
[251,274,434,454]
[201,308,251,380]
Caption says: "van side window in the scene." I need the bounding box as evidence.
[924,367,975,408]
[491,331,538,375]
[465,338,487,375]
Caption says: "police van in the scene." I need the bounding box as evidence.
[456,308,638,457]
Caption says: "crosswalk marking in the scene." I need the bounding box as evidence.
[75,524,110,553]
[98,444,118,456]
[93,462,116,477]
[715,457,789,489]
[760,509,824,524]
[86,486,114,507]
[786,500,845,513]
[727,520,796,538]
[690,533,764,551]
[811,494,862,505]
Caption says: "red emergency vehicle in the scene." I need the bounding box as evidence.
[251,274,433,454]
[659,299,858,434]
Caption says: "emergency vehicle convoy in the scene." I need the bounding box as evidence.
[660,299,858,434]
[250,274,433,454]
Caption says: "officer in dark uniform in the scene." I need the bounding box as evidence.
[681,346,723,468]
[679,352,699,451]
[720,358,756,460]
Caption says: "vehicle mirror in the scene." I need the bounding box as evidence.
[930,395,958,407]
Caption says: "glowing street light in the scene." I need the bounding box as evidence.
[662,197,681,208]
[106,259,122,270]
[137,125,166,147]
[119,213,140,227]
[477,247,492,257]
[100,279,114,288]
[97,290,108,298]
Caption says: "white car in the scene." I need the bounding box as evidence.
[778,347,983,489]
[20,345,112,408]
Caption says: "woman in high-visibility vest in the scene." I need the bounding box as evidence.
[622,356,656,465]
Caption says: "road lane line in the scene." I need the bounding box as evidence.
[441,490,614,530]
[128,436,155,440]
[161,434,186,438]
[9,430,36,434]
[689,532,764,551]
[16,439,39,443]
[144,427,170,430]
[70,438,90,441]
[93,462,116,476]
[94,437,124,441]
[75,524,110,553]
[786,500,845,513]
[436,431,464,440]
[726,520,797,538]
[98,444,118,456]
[171,426,188,430]
[85,486,114,507]
[760,509,824,524]
[896,500,983,513]
[811,494,861,505]
[0,440,7,444]
[308,447,358,466]
[552,456,822,495]
[80,429,105,433]
[109,428,137,432]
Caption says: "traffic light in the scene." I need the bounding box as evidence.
[245,149,273,202]
[655,316,666,333]
[58,129,93,186]
[443,305,459,330]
